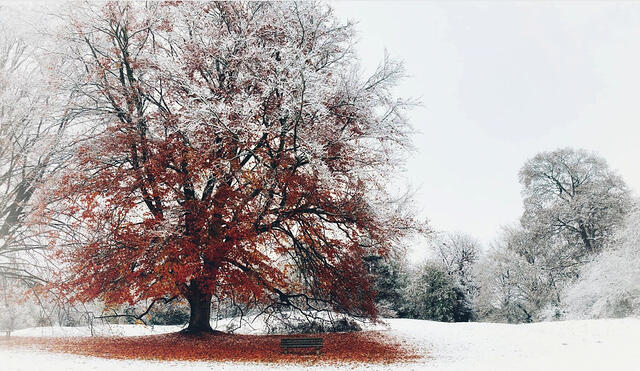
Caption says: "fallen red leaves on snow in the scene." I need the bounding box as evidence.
[0,331,420,365]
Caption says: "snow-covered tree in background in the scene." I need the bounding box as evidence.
[474,227,563,322]
[0,16,71,285]
[369,251,410,317]
[474,148,633,323]
[560,202,640,319]
[1,27,44,284]
[405,262,470,322]
[432,232,480,298]
[519,148,631,258]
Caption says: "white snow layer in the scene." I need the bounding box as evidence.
[2,317,640,370]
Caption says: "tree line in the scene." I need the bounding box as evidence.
[372,148,637,323]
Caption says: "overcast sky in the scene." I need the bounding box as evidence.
[331,1,640,256]
[3,1,640,259]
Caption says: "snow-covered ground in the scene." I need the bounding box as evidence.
[386,318,640,371]
[2,317,640,370]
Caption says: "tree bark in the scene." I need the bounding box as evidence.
[578,223,594,254]
[182,284,214,334]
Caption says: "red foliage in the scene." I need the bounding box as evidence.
[0,331,420,365]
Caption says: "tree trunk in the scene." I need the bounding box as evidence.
[578,223,594,254]
[183,284,214,334]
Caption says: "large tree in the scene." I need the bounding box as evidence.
[48,1,416,333]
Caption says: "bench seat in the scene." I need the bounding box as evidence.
[280,337,323,354]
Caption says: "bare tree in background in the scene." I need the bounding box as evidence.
[519,148,631,258]
[0,26,68,286]
[474,148,633,323]
[433,232,480,291]
[473,226,565,323]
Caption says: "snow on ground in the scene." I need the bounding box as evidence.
[9,324,183,338]
[385,318,640,371]
[8,315,270,337]
[2,317,640,370]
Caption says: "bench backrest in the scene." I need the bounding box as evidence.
[280,337,323,347]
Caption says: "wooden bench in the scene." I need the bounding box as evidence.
[280,337,323,354]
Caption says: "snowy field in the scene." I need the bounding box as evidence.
[2,318,640,370]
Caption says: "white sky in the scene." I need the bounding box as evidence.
[331,1,640,255]
[3,1,640,259]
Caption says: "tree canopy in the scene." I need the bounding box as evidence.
[519,148,631,256]
[46,1,417,332]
